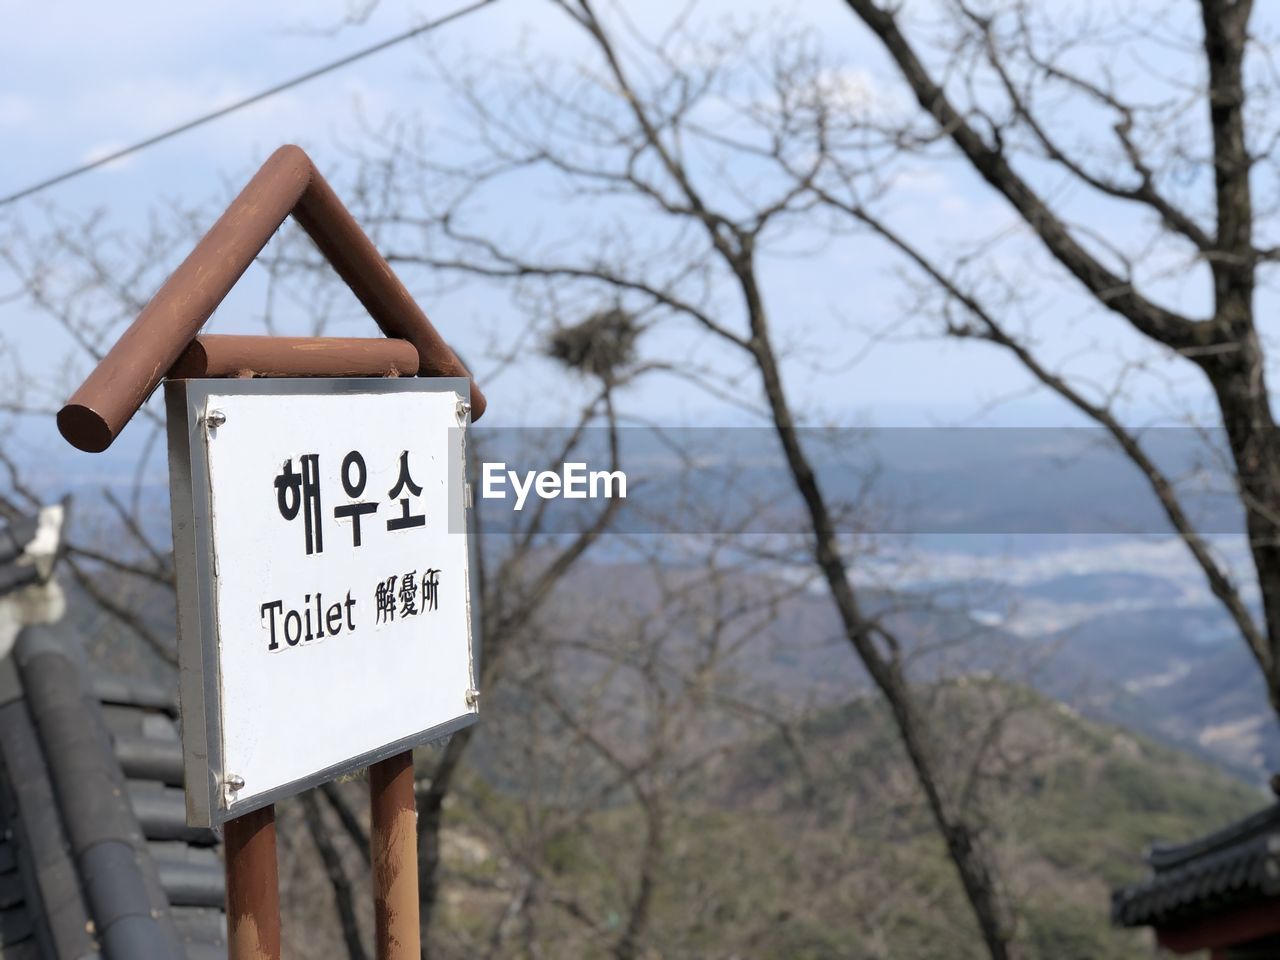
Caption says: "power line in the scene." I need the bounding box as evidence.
[0,0,497,208]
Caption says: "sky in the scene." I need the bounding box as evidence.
[0,0,1270,479]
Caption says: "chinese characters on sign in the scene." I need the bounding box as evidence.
[375,569,440,624]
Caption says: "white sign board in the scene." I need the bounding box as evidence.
[166,377,477,827]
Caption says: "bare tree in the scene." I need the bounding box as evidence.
[415,354,628,954]
[825,1,1280,710]
[344,3,1028,955]
[425,532,826,960]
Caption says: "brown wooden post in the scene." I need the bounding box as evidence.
[370,750,420,959]
[223,805,282,960]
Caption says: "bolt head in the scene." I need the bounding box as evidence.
[225,773,245,791]
[465,688,480,706]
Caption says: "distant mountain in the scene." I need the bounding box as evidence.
[545,556,1280,784]
[1021,571,1184,604]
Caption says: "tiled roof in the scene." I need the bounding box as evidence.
[1112,802,1280,928]
[0,625,226,959]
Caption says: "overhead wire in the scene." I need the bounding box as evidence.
[0,0,498,207]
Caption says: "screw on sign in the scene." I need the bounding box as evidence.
[54,146,488,960]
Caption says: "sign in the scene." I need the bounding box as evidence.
[166,377,477,827]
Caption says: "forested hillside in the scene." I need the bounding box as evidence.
[423,680,1261,959]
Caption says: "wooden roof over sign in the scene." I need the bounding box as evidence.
[56,145,486,453]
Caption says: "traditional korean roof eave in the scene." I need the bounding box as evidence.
[1112,801,1280,929]
[0,625,226,958]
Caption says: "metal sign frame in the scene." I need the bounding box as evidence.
[166,375,479,828]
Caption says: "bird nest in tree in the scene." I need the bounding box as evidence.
[545,308,640,380]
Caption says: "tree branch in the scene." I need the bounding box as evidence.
[843,0,1214,352]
